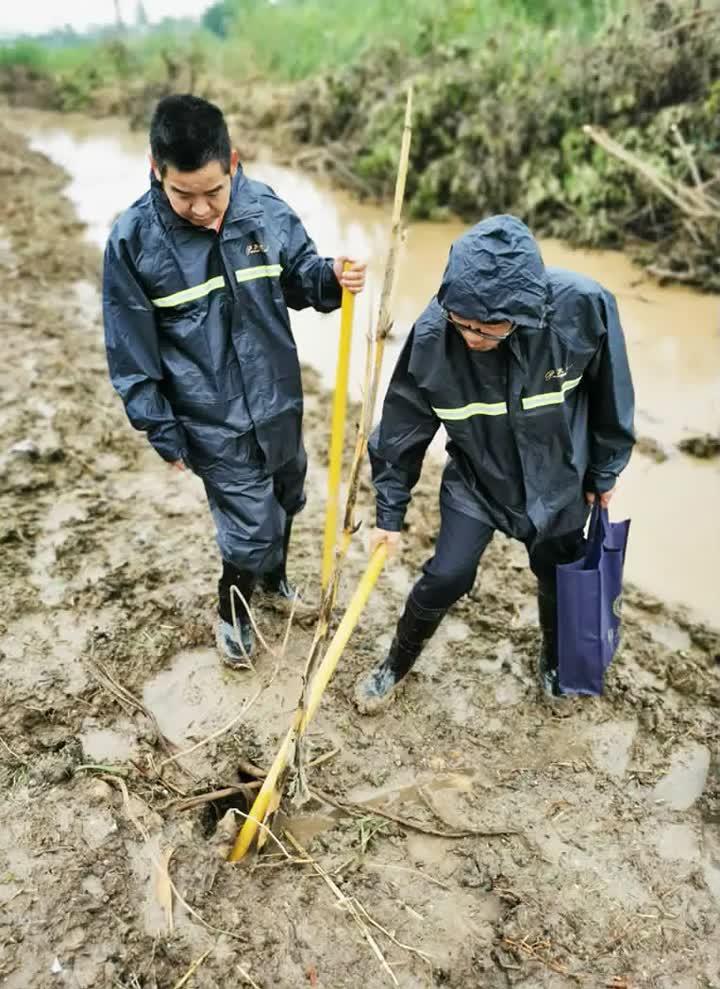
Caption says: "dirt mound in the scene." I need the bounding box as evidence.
[1,116,719,987]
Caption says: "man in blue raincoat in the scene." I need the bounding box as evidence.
[355,215,634,706]
[103,94,365,665]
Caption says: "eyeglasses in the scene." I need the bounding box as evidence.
[444,310,515,341]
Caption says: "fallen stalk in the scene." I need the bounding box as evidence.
[289,84,414,802]
[228,544,388,861]
[228,86,414,862]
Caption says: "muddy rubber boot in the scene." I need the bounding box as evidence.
[355,596,447,715]
[260,519,316,617]
[537,584,565,699]
[215,617,254,666]
[217,563,256,666]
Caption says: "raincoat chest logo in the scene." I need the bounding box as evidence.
[545,364,573,381]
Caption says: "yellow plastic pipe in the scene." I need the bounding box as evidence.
[321,266,355,588]
[229,543,388,862]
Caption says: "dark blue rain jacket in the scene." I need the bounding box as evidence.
[369,215,635,541]
[103,168,341,473]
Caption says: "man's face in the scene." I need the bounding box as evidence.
[152,150,238,228]
[449,311,514,352]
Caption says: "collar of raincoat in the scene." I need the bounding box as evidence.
[150,164,263,232]
[437,214,549,331]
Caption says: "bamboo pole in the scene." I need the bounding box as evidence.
[321,266,355,588]
[228,544,388,862]
[228,85,414,864]
[290,86,414,790]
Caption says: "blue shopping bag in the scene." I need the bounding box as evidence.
[556,503,631,696]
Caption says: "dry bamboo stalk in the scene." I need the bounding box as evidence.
[583,124,718,220]
[290,85,414,795]
[229,86,414,858]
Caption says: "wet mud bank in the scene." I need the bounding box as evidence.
[1,119,719,988]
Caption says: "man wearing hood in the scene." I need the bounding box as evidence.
[103,94,365,665]
[356,215,634,706]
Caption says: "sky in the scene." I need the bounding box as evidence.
[0,0,216,38]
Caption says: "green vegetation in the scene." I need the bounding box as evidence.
[287,0,720,289]
[1,0,718,288]
[203,0,623,81]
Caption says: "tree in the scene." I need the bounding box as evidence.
[136,1,149,28]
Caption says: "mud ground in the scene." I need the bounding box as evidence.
[1,122,719,989]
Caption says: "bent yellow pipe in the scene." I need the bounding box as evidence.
[321,266,355,588]
[229,544,387,862]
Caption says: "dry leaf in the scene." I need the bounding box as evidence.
[154,846,175,934]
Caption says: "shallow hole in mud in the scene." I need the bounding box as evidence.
[197,766,261,838]
[198,788,254,839]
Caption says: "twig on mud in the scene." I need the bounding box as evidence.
[307,746,341,769]
[236,757,270,780]
[163,782,261,813]
[279,586,301,659]
[87,659,175,756]
[230,761,521,839]
[310,786,522,840]
[156,685,264,771]
[103,775,246,943]
[353,898,434,969]
[361,861,451,891]
[236,963,263,989]
[76,763,129,777]
[417,784,518,840]
[502,936,580,981]
[230,585,276,664]
[171,949,212,989]
[0,735,25,763]
[283,830,400,986]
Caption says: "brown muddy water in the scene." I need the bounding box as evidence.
[21,110,720,625]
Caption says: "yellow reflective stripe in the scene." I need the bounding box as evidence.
[522,375,582,411]
[234,263,283,284]
[151,275,226,308]
[432,401,508,421]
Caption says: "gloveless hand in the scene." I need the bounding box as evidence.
[333,256,367,294]
[370,527,402,559]
[586,485,616,509]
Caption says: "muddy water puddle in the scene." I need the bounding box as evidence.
[11,110,720,625]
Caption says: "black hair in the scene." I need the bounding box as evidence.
[150,94,231,175]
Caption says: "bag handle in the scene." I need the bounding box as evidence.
[587,499,608,545]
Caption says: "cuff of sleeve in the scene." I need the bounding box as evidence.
[585,470,617,495]
[376,509,405,532]
[148,423,187,463]
[322,259,343,309]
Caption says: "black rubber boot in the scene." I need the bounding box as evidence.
[537,582,565,698]
[355,596,447,714]
[260,518,315,615]
[217,563,256,666]
[261,518,293,592]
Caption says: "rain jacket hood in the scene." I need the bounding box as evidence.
[437,215,548,329]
